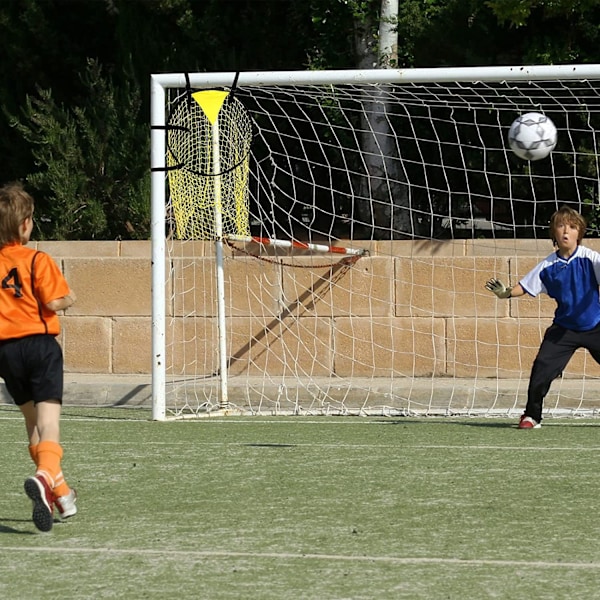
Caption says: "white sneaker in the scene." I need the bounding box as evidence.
[55,489,77,519]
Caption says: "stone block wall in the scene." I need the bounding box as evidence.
[35,238,600,380]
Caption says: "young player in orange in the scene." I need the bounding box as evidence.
[0,182,77,531]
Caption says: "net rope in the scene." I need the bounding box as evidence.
[162,75,600,417]
[167,90,252,240]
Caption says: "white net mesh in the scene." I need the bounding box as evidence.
[158,69,600,417]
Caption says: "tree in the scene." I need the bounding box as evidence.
[8,59,149,239]
[485,0,600,63]
[1,0,332,239]
[2,0,600,239]
[348,0,415,238]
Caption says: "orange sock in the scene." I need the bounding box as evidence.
[28,443,39,466]
[53,472,70,498]
[36,441,71,497]
[36,440,64,490]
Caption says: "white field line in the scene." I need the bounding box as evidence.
[3,412,600,427]
[2,414,600,453]
[0,545,598,569]
[2,438,600,451]
[1,435,600,452]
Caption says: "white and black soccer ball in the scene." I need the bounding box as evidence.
[508,112,557,161]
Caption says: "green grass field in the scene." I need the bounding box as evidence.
[1,406,600,599]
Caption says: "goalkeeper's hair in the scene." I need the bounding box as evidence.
[549,205,586,246]
[0,181,34,248]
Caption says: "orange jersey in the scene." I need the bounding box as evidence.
[0,243,70,340]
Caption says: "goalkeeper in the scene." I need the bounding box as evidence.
[486,206,600,429]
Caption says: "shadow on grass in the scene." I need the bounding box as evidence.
[61,408,151,421]
[374,419,516,429]
[375,418,600,428]
[0,519,37,535]
[0,404,151,422]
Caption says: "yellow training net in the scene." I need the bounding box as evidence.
[167,90,252,240]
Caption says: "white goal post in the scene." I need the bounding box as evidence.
[151,64,600,420]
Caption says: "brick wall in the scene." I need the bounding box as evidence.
[38,238,600,379]
[37,241,153,374]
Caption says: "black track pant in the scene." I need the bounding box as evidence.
[525,321,600,422]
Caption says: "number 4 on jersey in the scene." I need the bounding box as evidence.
[2,267,23,298]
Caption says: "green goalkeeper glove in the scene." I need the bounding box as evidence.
[485,278,512,299]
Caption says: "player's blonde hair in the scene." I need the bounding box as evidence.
[0,182,34,248]
[549,206,586,245]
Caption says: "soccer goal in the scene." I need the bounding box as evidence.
[150,64,600,420]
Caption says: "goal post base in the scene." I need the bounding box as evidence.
[159,377,600,420]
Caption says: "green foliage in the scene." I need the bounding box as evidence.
[583,198,600,237]
[486,0,600,27]
[396,0,447,66]
[2,0,600,239]
[486,0,535,26]
[486,0,600,63]
[7,59,149,240]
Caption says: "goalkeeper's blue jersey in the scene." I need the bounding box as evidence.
[519,245,600,331]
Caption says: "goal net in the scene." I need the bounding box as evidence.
[150,65,600,419]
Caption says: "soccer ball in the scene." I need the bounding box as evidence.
[508,112,557,161]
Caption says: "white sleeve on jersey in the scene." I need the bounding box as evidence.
[518,254,554,297]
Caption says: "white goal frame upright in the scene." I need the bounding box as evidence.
[151,64,600,421]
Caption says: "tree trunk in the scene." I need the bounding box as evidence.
[353,1,411,240]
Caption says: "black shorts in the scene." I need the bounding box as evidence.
[0,334,63,406]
